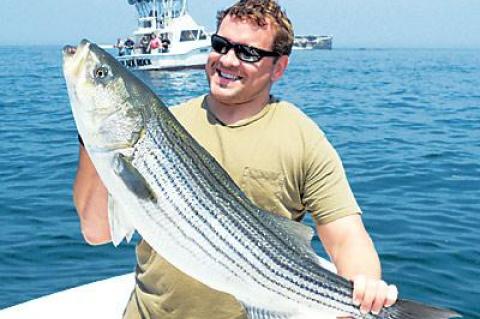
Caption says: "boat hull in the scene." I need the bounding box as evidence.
[117,47,210,71]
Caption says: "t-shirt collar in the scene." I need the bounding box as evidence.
[202,95,277,128]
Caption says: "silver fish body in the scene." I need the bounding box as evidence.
[63,40,461,319]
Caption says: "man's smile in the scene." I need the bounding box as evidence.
[217,68,243,82]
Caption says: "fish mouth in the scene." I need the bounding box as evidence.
[62,39,93,77]
[62,39,90,59]
[63,45,77,57]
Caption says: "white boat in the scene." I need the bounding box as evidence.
[117,0,211,71]
[293,35,333,50]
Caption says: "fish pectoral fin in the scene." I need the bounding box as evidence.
[113,153,157,203]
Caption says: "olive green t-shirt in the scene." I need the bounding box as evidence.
[122,95,361,319]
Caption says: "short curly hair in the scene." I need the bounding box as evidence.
[216,0,294,56]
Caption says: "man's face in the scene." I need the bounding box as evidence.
[206,15,286,106]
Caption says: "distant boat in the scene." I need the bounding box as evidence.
[117,0,211,71]
[293,35,333,50]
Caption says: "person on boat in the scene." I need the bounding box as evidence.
[161,34,171,52]
[147,33,162,54]
[140,35,150,54]
[73,0,398,318]
[135,35,151,66]
[124,37,135,55]
[114,38,125,56]
[123,37,136,67]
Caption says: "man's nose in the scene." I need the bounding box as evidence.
[220,47,241,67]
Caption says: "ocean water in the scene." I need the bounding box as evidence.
[0,46,479,318]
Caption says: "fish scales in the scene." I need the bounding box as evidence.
[156,115,351,304]
[63,40,461,319]
[132,109,361,314]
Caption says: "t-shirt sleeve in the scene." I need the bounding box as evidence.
[302,134,361,224]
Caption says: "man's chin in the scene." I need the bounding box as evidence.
[210,86,241,103]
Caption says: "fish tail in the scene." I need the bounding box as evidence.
[384,299,461,319]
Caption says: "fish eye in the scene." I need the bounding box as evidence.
[93,65,109,79]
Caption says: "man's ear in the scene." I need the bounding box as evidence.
[271,55,289,82]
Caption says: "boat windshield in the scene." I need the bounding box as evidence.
[180,30,198,42]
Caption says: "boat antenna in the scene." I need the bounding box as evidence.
[153,0,157,28]
[181,0,187,16]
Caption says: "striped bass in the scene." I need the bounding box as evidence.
[62,39,461,319]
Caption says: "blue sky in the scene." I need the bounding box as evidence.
[0,0,479,48]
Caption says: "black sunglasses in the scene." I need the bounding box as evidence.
[211,34,280,63]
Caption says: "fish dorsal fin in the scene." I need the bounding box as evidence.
[252,208,319,260]
[250,208,337,272]
[276,215,314,245]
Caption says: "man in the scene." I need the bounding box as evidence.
[73,1,398,318]
[114,38,125,56]
[124,37,135,55]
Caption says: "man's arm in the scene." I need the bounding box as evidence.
[316,214,398,315]
[73,145,112,245]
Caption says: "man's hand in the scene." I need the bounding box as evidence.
[316,215,398,314]
[352,275,398,315]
